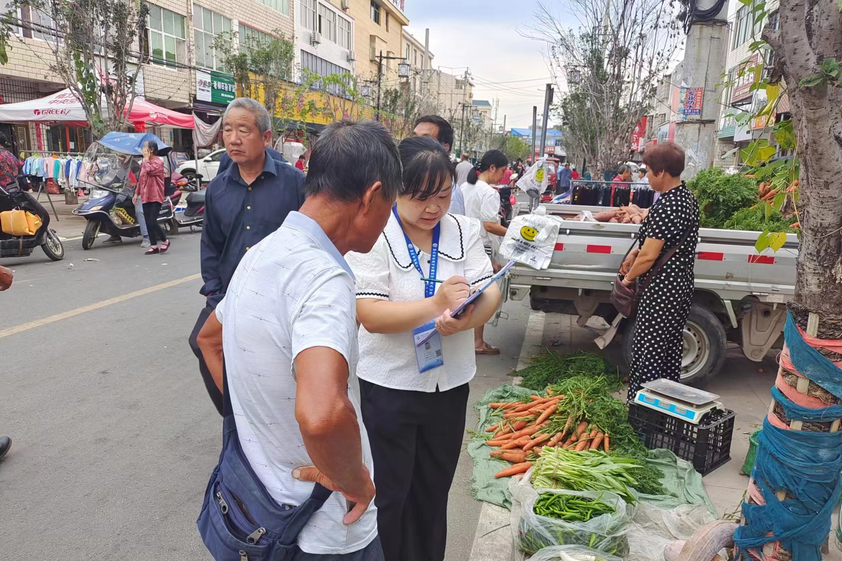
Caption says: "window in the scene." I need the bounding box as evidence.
[370,0,380,24]
[317,4,336,43]
[301,50,350,95]
[30,8,57,41]
[299,0,316,31]
[386,50,394,73]
[337,16,351,49]
[239,25,274,51]
[405,44,410,61]
[370,35,377,61]
[193,5,231,71]
[148,5,186,66]
[385,12,389,32]
[257,0,288,16]
[731,3,761,50]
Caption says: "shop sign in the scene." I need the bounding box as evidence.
[682,87,703,117]
[732,55,760,103]
[196,70,235,106]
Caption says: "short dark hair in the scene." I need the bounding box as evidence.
[467,149,508,185]
[298,154,305,160]
[414,115,454,152]
[643,142,685,177]
[398,136,456,200]
[304,120,401,203]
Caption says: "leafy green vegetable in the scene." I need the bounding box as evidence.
[534,492,616,522]
[687,168,759,229]
[516,351,621,392]
[725,205,797,233]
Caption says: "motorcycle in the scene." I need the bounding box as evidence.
[74,132,181,250]
[173,189,205,231]
[0,180,64,261]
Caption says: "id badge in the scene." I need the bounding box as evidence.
[412,321,444,374]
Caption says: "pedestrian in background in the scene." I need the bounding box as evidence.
[571,165,580,181]
[346,136,501,561]
[455,153,473,188]
[412,115,464,215]
[620,142,699,400]
[557,162,573,195]
[197,120,401,560]
[190,98,305,415]
[0,133,19,188]
[133,141,169,255]
[0,264,13,461]
[295,154,306,171]
[462,149,509,355]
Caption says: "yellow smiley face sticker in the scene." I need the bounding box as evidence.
[520,226,539,241]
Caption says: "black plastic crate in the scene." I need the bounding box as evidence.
[628,404,736,475]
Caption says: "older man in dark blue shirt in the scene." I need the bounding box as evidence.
[190,97,305,415]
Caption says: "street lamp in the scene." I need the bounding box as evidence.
[361,83,372,98]
[398,61,411,78]
[374,50,409,121]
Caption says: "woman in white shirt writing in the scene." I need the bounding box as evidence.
[461,149,509,355]
[346,136,501,561]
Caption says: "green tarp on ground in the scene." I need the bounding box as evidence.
[469,385,716,514]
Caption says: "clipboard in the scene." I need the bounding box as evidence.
[416,260,516,347]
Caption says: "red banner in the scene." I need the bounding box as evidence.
[631,117,647,151]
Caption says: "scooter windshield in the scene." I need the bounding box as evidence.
[79,142,138,192]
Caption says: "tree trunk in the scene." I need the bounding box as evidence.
[773,0,842,334]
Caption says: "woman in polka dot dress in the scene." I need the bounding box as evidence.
[620,142,700,400]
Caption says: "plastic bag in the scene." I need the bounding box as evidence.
[529,546,623,561]
[510,471,633,557]
[498,214,561,270]
[626,502,715,561]
[516,159,549,195]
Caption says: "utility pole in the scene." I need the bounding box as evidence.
[502,114,506,136]
[531,106,538,162]
[375,50,408,122]
[459,102,468,157]
[539,84,554,159]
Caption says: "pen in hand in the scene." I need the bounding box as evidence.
[419,277,445,284]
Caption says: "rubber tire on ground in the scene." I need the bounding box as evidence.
[622,303,727,387]
[41,229,64,261]
[166,218,179,236]
[82,221,100,250]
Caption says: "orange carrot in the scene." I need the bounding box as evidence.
[548,432,566,447]
[535,402,560,425]
[512,420,528,431]
[604,435,610,453]
[546,388,553,395]
[507,422,549,440]
[486,423,499,433]
[790,222,800,228]
[487,402,512,409]
[523,433,551,452]
[575,439,590,451]
[529,395,543,401]
[495,451,527,463]
[590,432,605,450]
[501,436,531,450]
[494,462,532,479]
[576,421,589,437]
[563,434,577,448]
[486,438,513,447]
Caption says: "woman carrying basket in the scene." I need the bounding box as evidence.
[620,142,700,400]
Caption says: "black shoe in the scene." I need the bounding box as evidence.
[103,236,122,244]
[0,436,11,460]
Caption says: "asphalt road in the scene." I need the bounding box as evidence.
[0,231,530,561]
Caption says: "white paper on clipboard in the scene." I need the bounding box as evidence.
[415,260,515,347]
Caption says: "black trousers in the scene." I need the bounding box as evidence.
[188,304,224,416]
[142,201,167,246]
[359,379,469,561]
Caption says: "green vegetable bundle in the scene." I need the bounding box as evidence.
[532,448,643,503]
[534,493,616,522]
[516,351,621,392]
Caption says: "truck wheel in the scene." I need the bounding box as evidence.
[622,304,727,387]
[82,221,100,250]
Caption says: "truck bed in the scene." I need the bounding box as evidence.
[511,204,798,303]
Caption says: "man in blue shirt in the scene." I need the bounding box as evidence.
[557,162,573,196]
[189,97,305,415]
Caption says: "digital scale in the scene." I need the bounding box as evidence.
[633,379,723,424]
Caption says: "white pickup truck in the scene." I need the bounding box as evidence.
[508,203,799,385]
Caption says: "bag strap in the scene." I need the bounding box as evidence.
[639,222,695,291]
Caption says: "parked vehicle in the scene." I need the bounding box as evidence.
[508,203,797,386]
[174,190,205,231]
[176,148,225,183]
[0,181,64,261]
[74,133,181,249]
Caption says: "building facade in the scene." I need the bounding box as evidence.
[341,0,408,83]
[295,0,356,85]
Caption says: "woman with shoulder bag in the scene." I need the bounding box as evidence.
[346,136,501,561]
[618,142,700,400]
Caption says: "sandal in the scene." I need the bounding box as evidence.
[160,240,170,253]
[145,247,160,255]
[475,344,500,356]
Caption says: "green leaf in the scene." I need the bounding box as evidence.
[749,40,766,52]
[758,145,777,162]
[839,0,842,11]
[800,74,826,88]
[773,191,786,211]
[765,201,772,221]
[820,58,840,79]
[755,230,771,253]
[768,232,787,252]
[773,119,796,150]
[738,0,752,5]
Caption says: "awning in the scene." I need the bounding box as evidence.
[0,89,194,129]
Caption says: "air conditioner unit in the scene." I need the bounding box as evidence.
[341,0,350,8]
[347,51,356,63]
[310,31,321,46]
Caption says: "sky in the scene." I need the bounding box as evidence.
[404,0,573,130]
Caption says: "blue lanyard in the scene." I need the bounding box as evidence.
[392,206,440,298]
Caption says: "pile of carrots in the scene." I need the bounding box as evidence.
[485,392,611,479]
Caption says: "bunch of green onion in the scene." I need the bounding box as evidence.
[531,447,642,503]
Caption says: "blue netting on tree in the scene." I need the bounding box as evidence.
[734,313,842,561]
